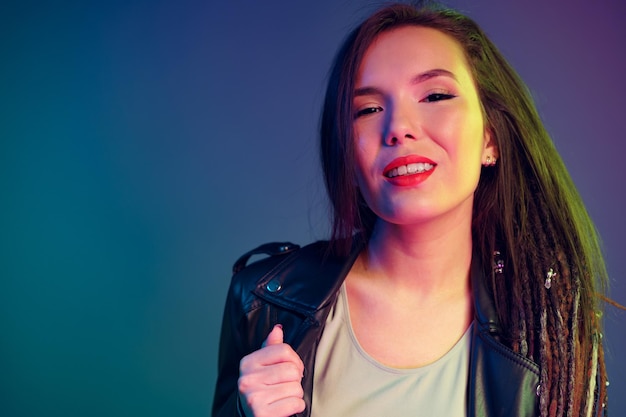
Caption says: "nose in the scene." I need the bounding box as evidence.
[383,100,418,146]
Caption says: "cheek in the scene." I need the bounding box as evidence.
[354,135,376,173]
[438,111,486,160]
[352,138,382,206]
[353,157,372,195]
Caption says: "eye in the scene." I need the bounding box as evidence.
[355,106,383,119]
[421,93,456,103]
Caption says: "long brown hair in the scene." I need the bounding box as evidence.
[319,2,609,416]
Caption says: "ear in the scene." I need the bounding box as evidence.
[481,128,498,166]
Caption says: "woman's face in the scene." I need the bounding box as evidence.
[353,25,494,228]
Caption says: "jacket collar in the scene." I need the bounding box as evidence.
[470,254,502,338]
[252,240,362,319]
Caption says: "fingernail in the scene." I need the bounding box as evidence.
[275,324,283,330]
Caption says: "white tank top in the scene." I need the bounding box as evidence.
[311,284,472,417]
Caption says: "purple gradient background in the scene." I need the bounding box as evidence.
[1,1,624,416]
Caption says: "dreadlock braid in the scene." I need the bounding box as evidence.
[483,148,607,417]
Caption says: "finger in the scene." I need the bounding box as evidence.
[240,376,304,401]
[267,396,306,417]
[239,356,304,393]
[243,383,305,417]
[240,344,305,375]
[258,361,305,386]
[262,324,284,348]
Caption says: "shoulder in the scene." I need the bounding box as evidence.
[230,240,332,287]
[227,240,328,296]
[227,238,357,314]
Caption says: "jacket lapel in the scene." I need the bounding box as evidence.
[468,256,540,416]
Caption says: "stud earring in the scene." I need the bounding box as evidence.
[484,156,497,166]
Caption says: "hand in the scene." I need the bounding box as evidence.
[238,324,306,417]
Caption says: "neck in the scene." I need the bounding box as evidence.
[360,214,473,297]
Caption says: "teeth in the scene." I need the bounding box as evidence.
[386,163,434,178]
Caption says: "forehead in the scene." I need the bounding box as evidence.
[356,25,471,85]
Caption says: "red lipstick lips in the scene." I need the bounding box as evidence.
[383,155,436,187]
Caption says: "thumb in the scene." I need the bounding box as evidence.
[262,324,284,347]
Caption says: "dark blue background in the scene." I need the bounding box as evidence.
[1,1,624,415]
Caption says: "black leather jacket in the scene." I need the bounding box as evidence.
[213,240,540,417]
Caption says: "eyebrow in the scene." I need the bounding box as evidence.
[354,68,457,97]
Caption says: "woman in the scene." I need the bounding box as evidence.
[213,3,609,416]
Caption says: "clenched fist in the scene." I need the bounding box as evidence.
[238,325,306,417]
